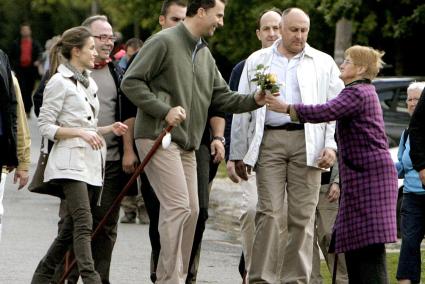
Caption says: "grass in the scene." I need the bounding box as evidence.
[320,252,425,283]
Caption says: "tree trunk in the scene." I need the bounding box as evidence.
[91,0,99,15]
[334,18,353,65]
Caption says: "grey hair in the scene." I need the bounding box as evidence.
[407,81,425,94]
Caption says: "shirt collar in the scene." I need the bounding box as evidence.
[272,39,311,60]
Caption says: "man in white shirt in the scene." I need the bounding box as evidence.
[231,7,344,283]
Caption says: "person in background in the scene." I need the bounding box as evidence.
[226,8,282,283]
[232,8,342,283]
[31,26,127,284]
[269,45,398,283]
[395,81,425,284]
[9,23,42,117]
[311,163,348,283]
[1,50,30,241]
[118,38,143,70]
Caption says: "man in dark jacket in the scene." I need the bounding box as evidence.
[0,49,18,180]
[409,87,425,188]
[9,23,42,116]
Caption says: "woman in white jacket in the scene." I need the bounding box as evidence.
[32,26,127,284]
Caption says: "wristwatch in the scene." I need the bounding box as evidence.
[213,136,226,146]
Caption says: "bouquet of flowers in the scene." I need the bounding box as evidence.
[251,64,281,94]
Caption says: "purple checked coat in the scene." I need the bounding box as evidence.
[294,83,398,253]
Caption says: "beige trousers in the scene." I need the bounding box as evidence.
[311,189,348,284]
[136,139,199,284]
[250,129,321,284]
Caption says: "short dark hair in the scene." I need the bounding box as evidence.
[160,0,187,16]
[81,15,109,28]
[125,38,143,50]
[186,0,226,17]
[256,8,282,30]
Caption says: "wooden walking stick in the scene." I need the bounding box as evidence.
[59,125,173,283]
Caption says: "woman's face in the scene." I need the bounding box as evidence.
[406,88,422,116]
[339,56,362,85]
[76,37,97,69]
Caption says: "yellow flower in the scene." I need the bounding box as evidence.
[267,73,277,84]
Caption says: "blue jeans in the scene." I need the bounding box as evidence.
[396,193,425,283]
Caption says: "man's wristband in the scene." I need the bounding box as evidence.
[212,136,226,146]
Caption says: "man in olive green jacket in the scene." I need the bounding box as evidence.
[121,1,265,283]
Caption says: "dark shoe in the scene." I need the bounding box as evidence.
[150,272,156,283]
[120,212,136,224]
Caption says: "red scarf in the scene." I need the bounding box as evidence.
[93,58,111,69]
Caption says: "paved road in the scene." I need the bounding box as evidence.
[0,115,243,284]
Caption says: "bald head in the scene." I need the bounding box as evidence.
[279,8,310,57]
[256,10,282,48]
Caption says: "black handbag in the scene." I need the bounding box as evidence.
[28,138,64,199]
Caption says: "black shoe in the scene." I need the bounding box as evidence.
[150,272,156,283]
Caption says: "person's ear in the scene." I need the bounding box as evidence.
[159,15,165,27]
[256,29,261,41]
[198,7,206,18]
[356,65,367,76]
[71,46,81,58]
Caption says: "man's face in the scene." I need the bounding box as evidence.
[201,0,225,37]
[280,10,310,55]
[20,25,32,38]
[159,4,187,29]
[256,11,281,48]
[89,20,114,61]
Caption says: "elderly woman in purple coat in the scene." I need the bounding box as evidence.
[265,45,398,283]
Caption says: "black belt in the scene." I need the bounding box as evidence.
[265,123,304,131]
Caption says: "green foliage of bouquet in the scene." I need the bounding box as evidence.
[251,64,281,94]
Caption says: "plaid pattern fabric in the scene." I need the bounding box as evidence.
[294,83,398,253]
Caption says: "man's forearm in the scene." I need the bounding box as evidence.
[210,116,225,137]
[122,117,136,153]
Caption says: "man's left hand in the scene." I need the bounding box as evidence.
[211,139,225,163]
[317,148,336,169]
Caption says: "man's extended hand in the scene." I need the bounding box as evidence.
[254,90,267,106]
[165,106,186,126]
[234,160,251,181]
[226,160,240,183]
[317,148,337,169]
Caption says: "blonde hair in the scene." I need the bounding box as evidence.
[345,45,385,80]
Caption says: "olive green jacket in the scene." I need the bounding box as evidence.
[121,23,259,150]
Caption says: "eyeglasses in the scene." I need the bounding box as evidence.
[342,59,354,65]
[406,97,420,103]
[93,34,117,43]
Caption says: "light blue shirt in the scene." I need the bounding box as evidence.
[265,39,304,126]
[396,131,425,194]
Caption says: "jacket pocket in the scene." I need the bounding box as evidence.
[55,145,86,171]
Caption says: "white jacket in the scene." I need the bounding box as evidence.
[38,64,106,186]
[230,42,344,168]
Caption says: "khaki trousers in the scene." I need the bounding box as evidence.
[250,129,321,284]
[240,173,288,278]
[311,189,348,284]
[136,139,199,284]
